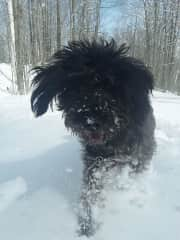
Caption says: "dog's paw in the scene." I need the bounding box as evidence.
[77,216,101,237]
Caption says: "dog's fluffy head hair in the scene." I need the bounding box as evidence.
[31,39,154,146]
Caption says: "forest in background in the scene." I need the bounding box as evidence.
[0,0,179,94]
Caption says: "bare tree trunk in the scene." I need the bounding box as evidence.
[69,0,76,41]
[7,0,25,94]
[94,0,101,39]
[6,0,15,93]
[27,0,37,66]
[78,0,86,39]
[143,0,151,66]
[41,0,50,61]
[56,0,61,49]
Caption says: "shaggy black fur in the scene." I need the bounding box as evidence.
[31,39,156,237]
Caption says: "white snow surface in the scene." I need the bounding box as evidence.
[0,64,13,92]
[0,89,180,239]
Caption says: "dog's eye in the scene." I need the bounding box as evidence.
[95,91,101,97]
[86,118,94,125]
[95,74,101,82]
[102,101,109,110]
[114,117,120,125]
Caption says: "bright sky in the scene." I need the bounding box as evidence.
[100,1,125,34]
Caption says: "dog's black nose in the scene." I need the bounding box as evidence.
[90,122,101,131]
[93,122,100,129]
[86,118,101,130]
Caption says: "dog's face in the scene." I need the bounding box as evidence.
[59,70,131,146]
[31,39,154,147]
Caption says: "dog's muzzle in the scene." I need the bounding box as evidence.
[81,130,105,145]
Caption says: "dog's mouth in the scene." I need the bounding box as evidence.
[81,130,106,145]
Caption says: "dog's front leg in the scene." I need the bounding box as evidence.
[78,156,104,237]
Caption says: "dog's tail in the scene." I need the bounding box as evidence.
[31,62,63,117]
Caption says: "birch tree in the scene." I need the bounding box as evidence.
[6,0,25,94]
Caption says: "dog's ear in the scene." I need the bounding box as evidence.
[31,63,64,117]
[125,58,154,95]
[134,63,154,94]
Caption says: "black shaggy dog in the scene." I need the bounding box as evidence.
[31,39,156,237]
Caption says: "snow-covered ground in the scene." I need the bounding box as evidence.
[0,64,13,92]
[0,86,180,239]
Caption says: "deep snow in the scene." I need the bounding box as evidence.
[0,86,180,239]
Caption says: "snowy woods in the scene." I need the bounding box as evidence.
[0,0,101,94]
[0,2,180,239]
[0,0,180,94]
[114,0,180,93]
